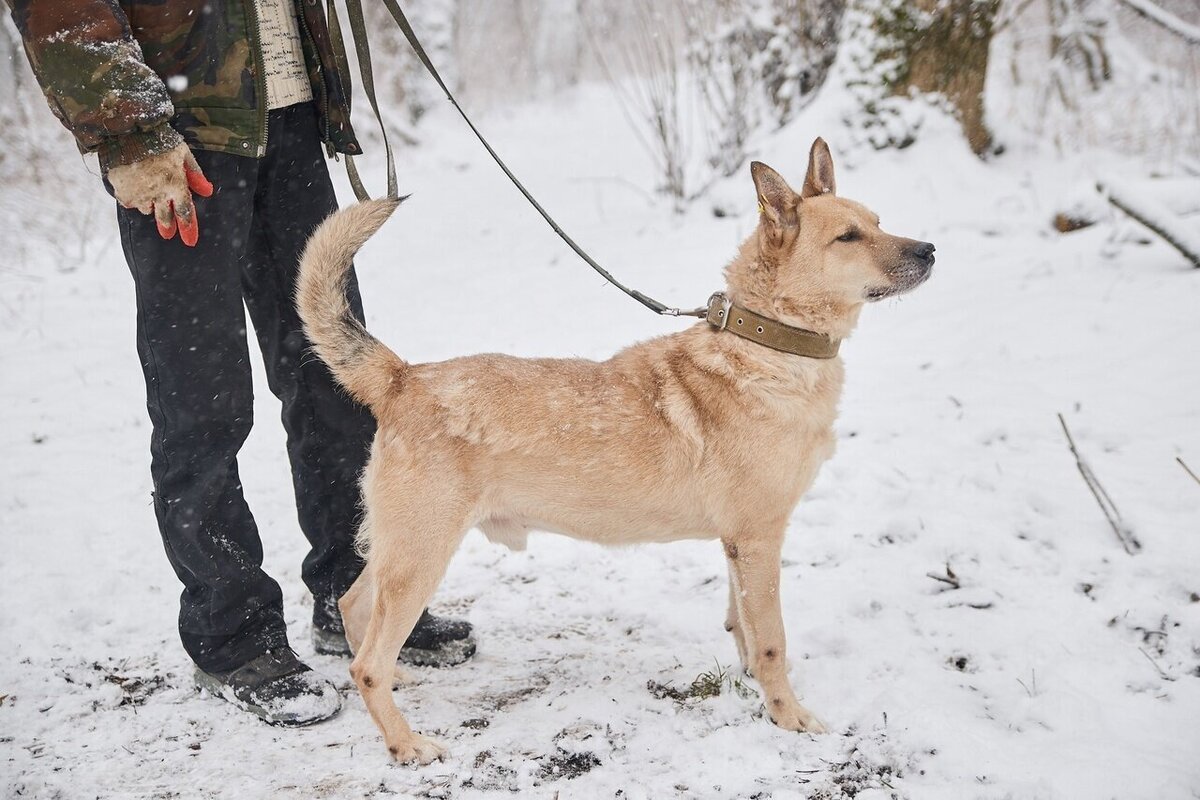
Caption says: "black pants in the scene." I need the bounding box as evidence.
[116,103,375,673]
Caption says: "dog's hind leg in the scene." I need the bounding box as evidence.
[724,532,828,734]
[350,515,467,763]
[341,560,419,686]
[339,566,373,655]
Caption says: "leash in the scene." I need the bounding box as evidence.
[327,3,840,358]
[331,0,705,318]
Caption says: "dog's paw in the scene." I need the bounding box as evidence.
[393,665,418,687]
[386,734,447,765]
[767,700,828,734]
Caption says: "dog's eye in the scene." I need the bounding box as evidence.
[836,229,861,243]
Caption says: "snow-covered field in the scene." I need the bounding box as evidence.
[2,80,1199,799]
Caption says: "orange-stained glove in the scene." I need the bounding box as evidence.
[108,143,214,247]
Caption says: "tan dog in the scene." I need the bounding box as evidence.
[296,139,933,763]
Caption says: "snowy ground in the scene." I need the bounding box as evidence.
[2,81,1199,799]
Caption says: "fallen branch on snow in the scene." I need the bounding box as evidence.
[1058,414,1141,554]
[1097,180,1200,268]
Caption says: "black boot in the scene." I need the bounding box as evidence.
[194,647,341,726]
[312,596,477,667]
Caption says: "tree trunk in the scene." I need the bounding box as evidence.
[874,0,1001,155]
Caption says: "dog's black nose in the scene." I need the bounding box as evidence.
[913,241,936,261]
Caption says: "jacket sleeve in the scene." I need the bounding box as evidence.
[6,0,185,172]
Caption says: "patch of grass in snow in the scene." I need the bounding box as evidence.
[536,749,602,781]
[647,660,759,704]
[806,733,913,800]
[54,657,174,710]
[459,750,520,793]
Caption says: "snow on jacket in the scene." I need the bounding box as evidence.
[6,0,361,172]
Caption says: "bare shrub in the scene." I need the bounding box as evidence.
[681,0,845,177]
[0,17,108,275]
[584,1,694,210]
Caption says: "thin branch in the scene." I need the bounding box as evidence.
[1177,457,1200,488]
[1138,647,1176,682]
[1113,0,1200,45]
[993,0,1040,34]
[1057,414,1142,555]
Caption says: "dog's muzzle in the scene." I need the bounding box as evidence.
[866,242,935,301]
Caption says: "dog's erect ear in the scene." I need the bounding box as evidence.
[751,161,799,233]
[801,138,836,198]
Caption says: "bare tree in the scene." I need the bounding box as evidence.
[994,0,1199,160]
[1047,0,1113,97]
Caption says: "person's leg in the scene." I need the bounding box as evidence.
[242,103,474,666]
[117,150,290,674]
[239,102,375,608]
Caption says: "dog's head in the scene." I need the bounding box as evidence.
[731,139,933,333]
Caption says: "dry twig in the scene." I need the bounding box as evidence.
[1177,457,1200,489]
[1057,414,1141,555]
[1138,647,1176,682]
[926,562,961,590]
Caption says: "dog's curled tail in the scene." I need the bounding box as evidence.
[297,197,407,410]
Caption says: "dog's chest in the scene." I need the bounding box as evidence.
[702,381,841,518]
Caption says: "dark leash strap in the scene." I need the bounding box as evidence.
[326,0,396,200]
[333,0,706,318]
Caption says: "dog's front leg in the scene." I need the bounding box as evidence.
[724,533,827,734]
[724,559,749,673]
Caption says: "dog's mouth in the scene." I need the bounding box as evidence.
[865,258,934,302]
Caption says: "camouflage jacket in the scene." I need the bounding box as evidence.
[7,0,361,172]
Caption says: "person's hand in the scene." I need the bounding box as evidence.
[108,143,214,246]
